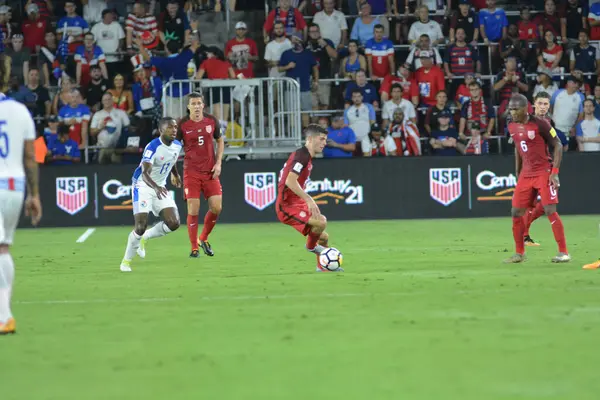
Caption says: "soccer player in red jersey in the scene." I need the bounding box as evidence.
[505,93,570,263]
[178,92,225,258]
[276,124,341,272]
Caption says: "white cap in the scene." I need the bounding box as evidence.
[235,21,247,29]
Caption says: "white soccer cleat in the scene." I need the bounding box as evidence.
[120,260,132,272]
[307,244,325,254]
[552,253,571,263]
[316,265,344,273]
[137,237,147,259]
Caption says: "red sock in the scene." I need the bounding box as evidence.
[199,211,218,241]
[187,215,199,250]
[512,216,525,255]
[524,202,545,236]
[306,232,320,250]
[547,212,568,253]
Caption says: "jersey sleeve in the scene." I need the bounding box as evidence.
[536,117,557,144]
[575,121,583,137]
[209,114,222,139]
[142,140,160,163]
[290,149,310,175]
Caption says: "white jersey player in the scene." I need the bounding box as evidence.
[120,118,183,272]
[0,90,43,335]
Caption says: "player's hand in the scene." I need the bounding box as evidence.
[170,174,182,188]
[211,162,222,179]
[287,62,296,70]
[550,173,560,190]
[307,198,321,217]
[155,186,169,200]
[25,195,42,226]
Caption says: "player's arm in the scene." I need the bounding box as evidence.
[170,162,182,188]
[142,161,169,199]
[285,171,320,216]
[211,116,224,179]
[514,145,522,177]
[540,120,563,188]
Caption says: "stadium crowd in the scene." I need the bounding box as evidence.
[1,0,600,165]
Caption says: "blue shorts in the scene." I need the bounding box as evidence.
[555,129,569,146]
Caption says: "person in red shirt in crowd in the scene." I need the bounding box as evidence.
[263,0,307,43]
[365,24,394,80]
[25,0,52,19]
[414,51,445,108]
[380,63,419,106]
[458,80,495,153]
[455,72,476,106]
[537,30,563,74]
[225,21,258,78]
[494,56,529,104]
[518,6,538,41]
[22,3,46,53]
[196,46,236,122]
[534,0,561,39]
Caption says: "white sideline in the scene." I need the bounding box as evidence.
[76,228,96,243]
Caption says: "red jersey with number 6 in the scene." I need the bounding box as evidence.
[507,115,555,178]
[178,114,221,175]
[277,146,313,205]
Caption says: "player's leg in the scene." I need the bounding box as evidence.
[198,180,223,256]
[187,198,201,257]
[505,178,535,263]
[306,214,327,254]
[523,199,544,246]
[121,212,149,272]
[138,207,180,258]
[538,176,570,262]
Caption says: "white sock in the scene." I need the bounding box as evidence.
[0,253,15,322]
[143,222,172,240]
[123,231,141,261]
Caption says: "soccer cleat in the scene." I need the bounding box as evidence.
[0,318,16,335]
[137,237,147,259]
[120,259,132,272]
[307,244,326,254]
[551,253,571,263]
[199,240,214,257]
[503,253,527,264]
[189,249,200,258]
[524,235,540,247]
[582,260,600,270]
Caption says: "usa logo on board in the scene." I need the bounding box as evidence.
[429,168,462,206]
[56,177,88,215]
[244,172,276,211]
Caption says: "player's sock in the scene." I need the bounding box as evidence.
[512,217,525,255]
[547,212,568,253]
[143,222,172,240]
[306,232,321,251]
[187,215,199,250]
[123,231,141,261]
[0,253,15,322]
[524,202,545,236]
[199,211,218,241]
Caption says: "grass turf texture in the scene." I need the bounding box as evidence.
[3,216,600,399]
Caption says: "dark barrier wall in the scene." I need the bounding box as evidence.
[18,153,600,227]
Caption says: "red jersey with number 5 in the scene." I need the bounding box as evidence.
[178,114,221,175]
[277,146,313,205]
[507,115,555,178]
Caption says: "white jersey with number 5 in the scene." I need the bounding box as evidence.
[0,94,36,244]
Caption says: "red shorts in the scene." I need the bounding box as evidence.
[183,173,222,200]
[276,202,312,236]
[512,172,558,209]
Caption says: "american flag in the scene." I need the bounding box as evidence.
[56,22,69,63]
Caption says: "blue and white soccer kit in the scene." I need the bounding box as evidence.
[132,137,182,216]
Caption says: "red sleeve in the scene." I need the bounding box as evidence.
[535,117,555,144]
[295,11,307,30]
[437,68,445,92]
[206,113,222,139]
[158,12,166,32]
[290,148,310,174]
[264,10,276,33]
[410,79,419,98]
[224,39,233,55]
[380,75,391,94]
[450,15,458,29]
[250,39,258,56]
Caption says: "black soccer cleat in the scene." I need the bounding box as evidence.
[524,235,540,247]
[199,240,214,257]
[189,249,200,258]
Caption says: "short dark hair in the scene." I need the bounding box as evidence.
[391,83,403,92]
[584,98,595,108]
[58,124,70,135]
[468,80,482,88]
[166,40,181,55]
[188,92,204,102]
[509,93,528,108]
[579,29,589,37]
[305,124,327,137]
[374,24,384,31]
[90,64,101,71]
[159,117,176,133]
[351,88,363,96]
[534,91,551,101]
[85,32,95,40]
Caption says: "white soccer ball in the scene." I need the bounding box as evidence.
[319,247,343,271]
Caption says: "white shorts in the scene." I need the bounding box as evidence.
[0,190,24,245]
[132,185,177,217]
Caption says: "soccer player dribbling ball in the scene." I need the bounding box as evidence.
[276,124,342,272]
[505,93,570,264]
[178,92,225,257]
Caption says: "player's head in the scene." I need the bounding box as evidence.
[533,92,551,117]
[583,99,595,116]
[159,117,178,143]
[187,92,205,120]
[508,93,529,123]
[304,124,328,154]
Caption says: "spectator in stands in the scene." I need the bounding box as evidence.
[572,69,591,97]
[184,0,221,17]
[459,81,495,145]
[58,88,91,149]
[494,56,528,103]
[6,75,34,106]
[26,68,50,127]
[408,5,444,46]
[569,30,599,77]
[226,21,258,78]
[518,6,538,42]
[414,51,445,107]
[344,88,376,154]
[22,3,47,53]
[198,46,236,121]
[550,75,584,151]
[534,0,560,38]
[91,92,131,164]
[537,30,564,74]
[589,1,600,42]
[132,64,163,134]
[279,37,318,127]
[382,83,417,130]
[43,115,59,145]
[5,34,30,85]
[364,123,397,157]
[380,63,418,105]
[532,68,558,98]
[0,7,12,48]
[107,74,134,115]
[449,0,479,45]
[159,0,191,47]
[323,113,356,158]
[52,76,75,115]
[387,109,421,156]
[305,24,336,111]
[444,28,481,80]
[350,2,382,46]
[560,0,588,50]
[126,1,160,52]
[344,69,379,109]
[57,1,90,54]
[75,33,108,89]
[86,65,110,112]
[500,24,528,66]
[263,0,307,43]
[430,111,464,156]
[46,124,81,165]
[340,39,367,79]
[424,90,452,136]
[455,72,476,105]
[405,34,442,71]
[91,9,126,79]
[25,0,53,19]
[479,0,507,44]
[592,85,600,119]
[83,0,108,25]
[39,31,58,87]
[313,0,348,49]
[115,116,153,164]
[365,24,394,80]
[576,99,600,152]
[264,21,292,78]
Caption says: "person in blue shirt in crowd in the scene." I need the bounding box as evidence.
[323,113,357,158]
[429,111,464,156]
[344,69,379,108]
[46,124,81,165]
[43,115,60,146]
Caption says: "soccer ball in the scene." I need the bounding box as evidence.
[319,248,343,271]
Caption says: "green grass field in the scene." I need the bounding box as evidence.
[3,216,600,399]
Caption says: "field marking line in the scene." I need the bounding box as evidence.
[76,228,96,243]
[15,297,180,305]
